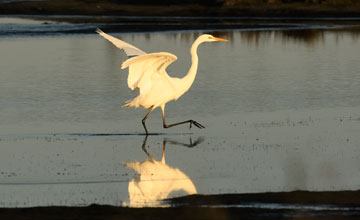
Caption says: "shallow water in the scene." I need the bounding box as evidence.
[0,17,360,208]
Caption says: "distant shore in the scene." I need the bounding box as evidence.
[1,0,360,18]
[3,15,360,35]
[2,0,360,33]
[2,1,360,36]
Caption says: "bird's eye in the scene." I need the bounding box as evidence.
[208,36,212,39]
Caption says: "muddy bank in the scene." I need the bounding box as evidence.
[1,190,360,220]
[2,0,360,34]
[1,0,360,18]
[2,15,360,35]
[1,206,358,220]
[167,190,360,206]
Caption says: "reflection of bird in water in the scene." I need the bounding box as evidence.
[96,29,228,134]
[124,136,203,207]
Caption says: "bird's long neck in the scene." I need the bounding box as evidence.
[176,38,201,97]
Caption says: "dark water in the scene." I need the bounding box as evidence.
[0,17,359,213]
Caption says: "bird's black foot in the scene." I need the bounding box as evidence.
[164,137,205,148]
[189,120,205,129]
[189,137,205,147]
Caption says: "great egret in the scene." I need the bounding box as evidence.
[124,136,201,207]
[96,29,228,134]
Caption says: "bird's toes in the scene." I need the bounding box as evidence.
[192,120,205,129]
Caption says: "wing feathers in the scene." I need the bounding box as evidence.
[96,29,178,96]
[122,52,178,93]
[121,52,177,69]
[96,28,146,57]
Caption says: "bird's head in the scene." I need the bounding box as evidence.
[198,34,229,43]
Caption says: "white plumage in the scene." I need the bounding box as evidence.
[124,137,198,207]
[96,28,146,57]
[122,52,177,98]
[96,29,228,134]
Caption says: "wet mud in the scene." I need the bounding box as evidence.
[1,190,360,220]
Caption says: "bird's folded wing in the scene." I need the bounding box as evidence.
[121,52,178,94]
[96,28,146,57]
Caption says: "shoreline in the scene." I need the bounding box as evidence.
[1,190,360,220]
[1,1,360,19]
[2,0,360,33]
[2,14,360,35]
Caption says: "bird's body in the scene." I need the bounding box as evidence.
[96,29,227,134]
[121,52,181,109]
[124,137,199,207]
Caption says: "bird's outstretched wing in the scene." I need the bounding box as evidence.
[121,52,178,94]
[96,28,146,57]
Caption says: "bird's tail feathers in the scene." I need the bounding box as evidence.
[122,98,139,108]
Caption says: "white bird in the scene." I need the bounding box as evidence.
[124,137,199,207]
[96,29,228,134]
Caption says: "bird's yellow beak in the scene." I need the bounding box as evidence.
[213,37,229,42]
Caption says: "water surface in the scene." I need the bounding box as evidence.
[0,17,359,208]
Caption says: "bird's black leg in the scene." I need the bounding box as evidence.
[141,135,156,162]
[162,108,205,130]
[142,107,154,135]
